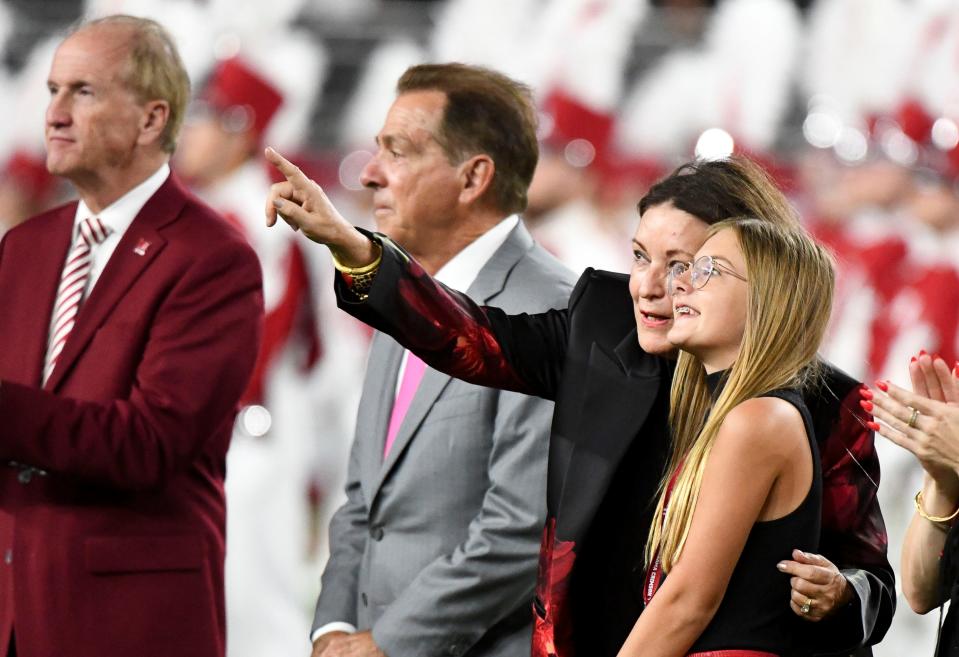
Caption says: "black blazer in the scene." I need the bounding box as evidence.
[338,232,895,657]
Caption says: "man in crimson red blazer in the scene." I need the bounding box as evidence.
[0,16,262,657]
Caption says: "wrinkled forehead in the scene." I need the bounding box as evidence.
[52,25,134,82]
[379,91,446,142]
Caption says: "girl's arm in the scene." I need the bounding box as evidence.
[617,396,810,657]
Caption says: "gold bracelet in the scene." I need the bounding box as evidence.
[332,242,382,301]
[331,241,382,275]
[915,489,959,526]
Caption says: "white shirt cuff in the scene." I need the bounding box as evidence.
[311,622,357,644]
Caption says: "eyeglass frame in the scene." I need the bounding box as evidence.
[667,255,747,297]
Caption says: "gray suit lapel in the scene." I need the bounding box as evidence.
[464,221,534,305]
[373,365,453,498]
[369,222,534,504]
[360,333,405,505]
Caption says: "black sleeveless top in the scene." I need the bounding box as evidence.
[679,374,823,657]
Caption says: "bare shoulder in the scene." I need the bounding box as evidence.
[714,396,806,462]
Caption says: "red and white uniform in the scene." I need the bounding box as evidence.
[196,159,343,657]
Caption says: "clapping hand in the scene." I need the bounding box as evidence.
[866,354,959,493]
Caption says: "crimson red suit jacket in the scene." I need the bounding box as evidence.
[0,174,263,657]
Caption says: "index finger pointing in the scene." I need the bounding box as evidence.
[264,146,307,184]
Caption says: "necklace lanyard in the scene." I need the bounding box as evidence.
[644,460,685,606]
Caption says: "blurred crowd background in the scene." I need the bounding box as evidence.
[0,0,957,655]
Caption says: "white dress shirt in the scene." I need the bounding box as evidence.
[311,214,520,644]
[43,163,170,367]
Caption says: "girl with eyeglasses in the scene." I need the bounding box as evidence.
[265,151,893,657]
[619,218,834,657]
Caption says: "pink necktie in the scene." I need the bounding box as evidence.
[43,218,111,385]
[383,352,427,458]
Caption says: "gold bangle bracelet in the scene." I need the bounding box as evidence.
[331,241,382,275]
[915,489,959,525]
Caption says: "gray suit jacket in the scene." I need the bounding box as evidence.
[313,222,575,657]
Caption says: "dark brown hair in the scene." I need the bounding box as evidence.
[397,63,539,215]
[638,156,798,227]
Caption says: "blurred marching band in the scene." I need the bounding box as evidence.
[1,0,958,655]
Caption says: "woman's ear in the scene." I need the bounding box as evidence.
[459,154,495,205]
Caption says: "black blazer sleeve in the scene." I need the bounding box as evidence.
[805,362,895,656]
[336,230,581,401]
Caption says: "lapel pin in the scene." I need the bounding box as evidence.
[133,238,151,256]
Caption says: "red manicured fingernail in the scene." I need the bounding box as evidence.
[876,381,889,392]
[866,421,881,431]
[935,353,942,361]
[921,350,928,356]
[860,388,874,400]
[860,400,873,412]
[911,356,918,363]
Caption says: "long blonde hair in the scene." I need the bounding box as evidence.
[645,218,835,572]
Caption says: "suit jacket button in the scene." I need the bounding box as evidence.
[361,593,368,607]
[3,549,10,565]
[17,469,31,484]
[370,526,384,541]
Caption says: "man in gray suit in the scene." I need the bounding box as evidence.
[308,64,575,657]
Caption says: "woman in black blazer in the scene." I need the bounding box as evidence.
[267,151,894,657]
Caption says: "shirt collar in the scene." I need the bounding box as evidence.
[73,163,171,237]
[434,215,519,292]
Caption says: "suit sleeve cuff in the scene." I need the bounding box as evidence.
[310,622,357,643]
[812,568,868,653]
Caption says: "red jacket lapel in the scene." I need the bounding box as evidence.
[43,175,189,392]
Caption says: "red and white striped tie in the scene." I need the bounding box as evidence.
[42,217,112,385]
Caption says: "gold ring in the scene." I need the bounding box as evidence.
[800,598,813,615]
[908,407,920,429]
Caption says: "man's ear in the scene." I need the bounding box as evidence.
[458,154,495,205]
[138,100,170,147]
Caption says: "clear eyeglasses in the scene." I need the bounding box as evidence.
[667,255,747,297]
